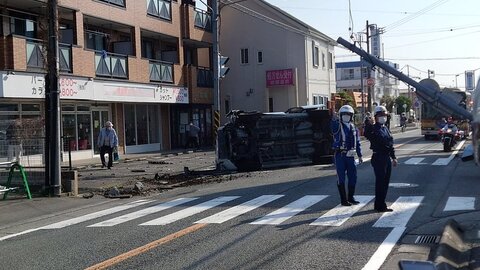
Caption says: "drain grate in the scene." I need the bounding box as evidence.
[415,235,440,244]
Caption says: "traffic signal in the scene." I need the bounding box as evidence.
[219,55,230,78]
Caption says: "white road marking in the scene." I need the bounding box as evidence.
[41,200,154,229]
[88,198,198,227]
[361,227,406,270]
[432,140,466,166]
[250,195,327,225]
[404,158,425,165]
[443,197,475,211]
[139,196,240,226]
[310,196,374,226]
[195,195,283,224]
[373,196,423,228]
[0,228,41,241]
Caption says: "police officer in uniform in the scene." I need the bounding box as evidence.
[332,105,363,206]
[364,106,398,212]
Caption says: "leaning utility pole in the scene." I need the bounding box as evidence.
[45,0,61,196]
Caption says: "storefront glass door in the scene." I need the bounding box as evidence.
[92,109,109,154]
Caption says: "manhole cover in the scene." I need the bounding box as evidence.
[389,183,419,188]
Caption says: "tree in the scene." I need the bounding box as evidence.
[380,95,395,112]
[395,96,412,114]
[337,92,355,107]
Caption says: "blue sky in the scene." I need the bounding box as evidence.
[263,0,480,89]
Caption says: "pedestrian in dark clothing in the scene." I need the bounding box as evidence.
[97,121,118,169]
[332,105,363,206]
[186,122,200,149]
[364,106,398,212]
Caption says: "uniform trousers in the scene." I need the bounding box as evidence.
[371,153,392,210]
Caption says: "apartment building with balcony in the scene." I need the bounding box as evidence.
[0,0,214,161]
[218,0,336,122]
[336,60,400,109]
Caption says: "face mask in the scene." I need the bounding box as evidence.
[377,116,387,124]
[341,115,352,123]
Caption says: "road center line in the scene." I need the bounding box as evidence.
[84,223,207,270]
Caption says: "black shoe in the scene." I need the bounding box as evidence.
[348,199,360,205]
[375,208,393,212]
[337,185,351,206]
[341,201,352,206]
[107,166,111,170]
[348,185,360,205]
[101,165,105,168]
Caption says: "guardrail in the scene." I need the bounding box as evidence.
[149,59,174,83]
[194,8,212,31]
[95,50,128,79]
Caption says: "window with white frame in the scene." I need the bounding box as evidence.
[342,68,355,80]
[241,48,249,64]
[257,51,263,64]
[322,52,326,68]
[313,95,328,106]
[328,52,333,69]
[313,42,319,67]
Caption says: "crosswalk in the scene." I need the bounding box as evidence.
[402,157,455,166]
[35,195,478,231]
[1,194,477,243]
[33,195,428,231]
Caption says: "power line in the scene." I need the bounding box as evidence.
[385,23,480,37]
[387,29,480,49]
[385,57,480,61]
[385,0,450,31]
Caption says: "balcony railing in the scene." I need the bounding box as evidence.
[147,0,172,21]
[26,39,72,73]
[197,67,213,88]
[149,60,173,83]
[95,51,128,79]
[194,8,212,32]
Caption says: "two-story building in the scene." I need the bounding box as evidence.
[0,0,214,162]
[218,0,336,121]
[336,60,400,110]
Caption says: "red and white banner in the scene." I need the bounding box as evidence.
[266,69,294,87]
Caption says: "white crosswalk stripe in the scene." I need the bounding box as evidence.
[140,196,240,226]
[373,196,423,228]
[403,158,425,165]
[88,198,198,227]
[250,195,328,225]
[310,195,374,226]
[41,200,153,229]
[195,195,284,224]
[443,196,475,211]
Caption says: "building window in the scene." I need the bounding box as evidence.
[124,104,161,146]
[268,98,274,112]
[312,41,319,67]
[98,0,125,7]
[61,104,92,152]
[147,0,172,21]
[322,52,326,68]
[341,69,355,80]
[85,31,107,51]
[257,51,263,64]
[9,12,37,38]
[313,95,328,105]
[328,52,333,69]
[361,67,368,78]
[225,99,230,114]
[241,48,249,64]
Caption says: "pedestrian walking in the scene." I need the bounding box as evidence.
[97,121,118,169]
[6,120,22,163]
[364,106,398,212]
[331,105,363,206]
[186,122,200,150]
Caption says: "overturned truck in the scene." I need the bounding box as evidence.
[216,106,333,171]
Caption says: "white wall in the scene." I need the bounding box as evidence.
[219,1,334,120]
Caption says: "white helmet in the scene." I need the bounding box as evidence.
[374,105,388,116]
[339,105,354,115]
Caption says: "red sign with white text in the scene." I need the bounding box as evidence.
[266,69,294,87]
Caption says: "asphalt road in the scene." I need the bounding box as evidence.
[0,129,473,270]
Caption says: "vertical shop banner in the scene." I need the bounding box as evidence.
[266,69,294,87]
[465,71,475,91]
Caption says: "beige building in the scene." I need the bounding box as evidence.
[0,0,214,161]
[218,0,336,122]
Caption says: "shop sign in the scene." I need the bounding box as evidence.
[266,69,294,87]
[1,73,92,100]
[156,86,189,104]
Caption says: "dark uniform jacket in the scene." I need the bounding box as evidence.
[364,122,396,159]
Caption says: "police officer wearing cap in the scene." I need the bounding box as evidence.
[332,105,363,206]
[364,106,398,212]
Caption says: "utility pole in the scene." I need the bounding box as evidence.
[366,20,372,113]
[212,0,221,132]
[45,0,61,196]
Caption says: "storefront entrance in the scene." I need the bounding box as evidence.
[92,108,110,154]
